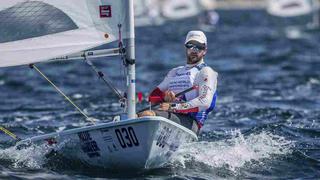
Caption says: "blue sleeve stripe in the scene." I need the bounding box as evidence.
[188,92,217,125]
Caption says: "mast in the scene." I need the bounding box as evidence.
[125,0,136,118]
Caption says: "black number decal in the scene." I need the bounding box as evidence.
[128,127,139,146]
[122,128,133,147]
[115,129,127,148]
[115,126,140,149]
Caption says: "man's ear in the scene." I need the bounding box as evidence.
[203,48,207,56]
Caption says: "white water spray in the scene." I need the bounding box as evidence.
[171,130,294,172]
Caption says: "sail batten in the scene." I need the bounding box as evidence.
[0,0,129,67]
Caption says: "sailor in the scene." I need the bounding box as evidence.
[139,30,218,134]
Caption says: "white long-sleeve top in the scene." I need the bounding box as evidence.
[150,60,218,126]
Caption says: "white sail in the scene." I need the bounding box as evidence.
[0,0,130,67]
[267,0,313,17]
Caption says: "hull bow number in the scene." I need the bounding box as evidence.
[115,126,140,149]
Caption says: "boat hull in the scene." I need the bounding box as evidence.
[21,117,198,170]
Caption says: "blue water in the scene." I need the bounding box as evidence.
[0,10,320,179]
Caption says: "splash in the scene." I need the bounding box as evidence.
[170,130,294,172]
[0,143,50,169]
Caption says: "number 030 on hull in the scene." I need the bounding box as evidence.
[20,117,198,170]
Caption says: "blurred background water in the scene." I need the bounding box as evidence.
[0,3,320,180]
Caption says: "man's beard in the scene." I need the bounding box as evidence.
[187,54,201,64]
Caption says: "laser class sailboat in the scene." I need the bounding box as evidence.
[134,0,204,27]
[267,0,319,38]
[0,0,197,170]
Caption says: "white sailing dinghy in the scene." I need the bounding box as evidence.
[134,0,164,27]
[134,0,203,27]
[267,0,319,38]
[0,0,198,170]
[267,0,313,17]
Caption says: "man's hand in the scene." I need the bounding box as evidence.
[138,110,156,117]
[159,103,170,111]
[164,90,176,102]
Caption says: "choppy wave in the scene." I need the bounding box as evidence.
[0,144,48,169]
[171,130,293,173]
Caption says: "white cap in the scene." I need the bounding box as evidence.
[185,30,207,45]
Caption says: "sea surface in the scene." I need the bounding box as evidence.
[0,10,319,179]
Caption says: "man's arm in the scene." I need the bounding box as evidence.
[148,68,177,104]
[148,88,165,104]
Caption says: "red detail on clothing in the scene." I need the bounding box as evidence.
[175,107,199,113]
[148,88,165,103]
[137,92,143,103]
[197,122,203,129]
[45,138,57,146]
[100,5,112,18]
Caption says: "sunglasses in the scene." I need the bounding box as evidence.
[185,43,206,52]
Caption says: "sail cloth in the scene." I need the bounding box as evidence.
[0,0,130,67]
[267,0,313,17]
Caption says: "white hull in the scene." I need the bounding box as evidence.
[21,117,198,170]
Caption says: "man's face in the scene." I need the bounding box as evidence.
[185,40,207,64]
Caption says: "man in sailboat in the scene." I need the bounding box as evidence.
[139,30,218,134]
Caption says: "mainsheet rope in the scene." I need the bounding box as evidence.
[0,126,20,140]
[29,64,95,124]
